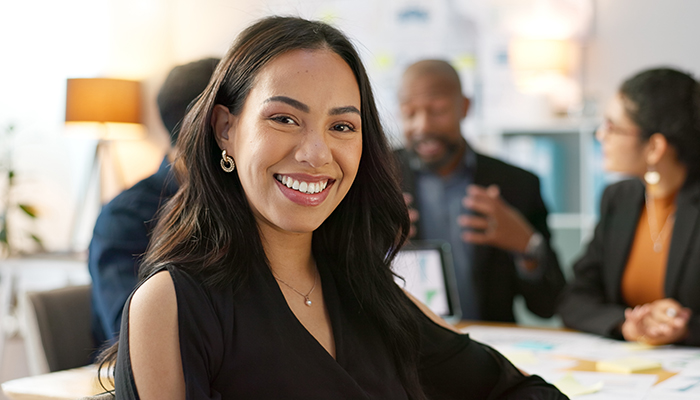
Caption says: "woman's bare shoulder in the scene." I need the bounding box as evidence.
[129,270,185,400]
[130,270,177,314]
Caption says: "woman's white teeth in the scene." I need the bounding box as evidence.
[277,175,328,194]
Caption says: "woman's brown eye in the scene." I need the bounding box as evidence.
[272,116,295,124]
[332,123,355,132]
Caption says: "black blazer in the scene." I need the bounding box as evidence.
[394,149,565,322]
[558,178,700,345]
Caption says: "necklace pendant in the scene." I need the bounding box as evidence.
[654,242,663,252]
[305,297,312,306]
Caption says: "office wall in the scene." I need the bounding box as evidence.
[585,0,700,111]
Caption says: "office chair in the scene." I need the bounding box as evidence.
[24,284,96,373]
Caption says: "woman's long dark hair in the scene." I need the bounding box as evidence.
[620,67,700,181]
[100,16,423,399]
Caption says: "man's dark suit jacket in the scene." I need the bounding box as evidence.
[394,148,565,322]
[559,178,700,346]
[88,157,178,346]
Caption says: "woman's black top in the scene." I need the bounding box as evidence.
[114,259,567,399]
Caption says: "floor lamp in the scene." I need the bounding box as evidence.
[64,78,145,251]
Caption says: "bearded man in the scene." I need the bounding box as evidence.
[394,59,566,323]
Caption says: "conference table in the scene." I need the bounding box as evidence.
[3,322,700,400]
[0,365,111,400]
[458,322,699,399]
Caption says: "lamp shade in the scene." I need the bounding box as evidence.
[65,78,145,140]
[65,78,142,123]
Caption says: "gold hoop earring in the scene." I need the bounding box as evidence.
[220,149,235,172]
[644,165,660,185]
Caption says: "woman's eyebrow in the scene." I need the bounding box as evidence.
[265,96,359,116]
[329,106,360,116]
[265,96,309,113]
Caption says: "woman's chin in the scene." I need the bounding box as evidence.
[271,218,326,235]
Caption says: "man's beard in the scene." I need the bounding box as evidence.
[410,135,464,172]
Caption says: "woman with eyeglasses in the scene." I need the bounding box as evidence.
[558,67,700,346]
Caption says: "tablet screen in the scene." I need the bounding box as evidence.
[393,245,453,317]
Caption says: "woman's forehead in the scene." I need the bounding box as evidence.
[246,49,361,109]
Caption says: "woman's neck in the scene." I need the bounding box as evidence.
[258,226,315,279]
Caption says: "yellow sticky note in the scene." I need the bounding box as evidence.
[374,52,394,70]
[452,55,477,71]
[595,357,662,374]
[501,350,539,366]
[554,373,604,397]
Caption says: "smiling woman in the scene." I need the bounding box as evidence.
[97,16,566,400]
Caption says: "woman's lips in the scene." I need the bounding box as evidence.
[274,173,335,206]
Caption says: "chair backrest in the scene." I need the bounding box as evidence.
[26,284,95,372]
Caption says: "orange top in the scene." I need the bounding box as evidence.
[621,191,677,307]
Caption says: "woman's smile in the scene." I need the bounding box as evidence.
[274,173,335,206]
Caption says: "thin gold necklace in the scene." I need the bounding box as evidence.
[274,269,318,307]
[644,192,675,253]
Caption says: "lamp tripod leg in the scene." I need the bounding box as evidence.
[69,141,103,252]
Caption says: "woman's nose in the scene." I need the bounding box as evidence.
[595,124,607,142]
[296,128,332,168]
[411,111,430,134]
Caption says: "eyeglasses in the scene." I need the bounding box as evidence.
[598,119,639,138]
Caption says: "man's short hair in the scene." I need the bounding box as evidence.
[157,57,220,145]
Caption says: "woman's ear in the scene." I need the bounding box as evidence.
[646,133,668,165]
[211,104,237,149]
